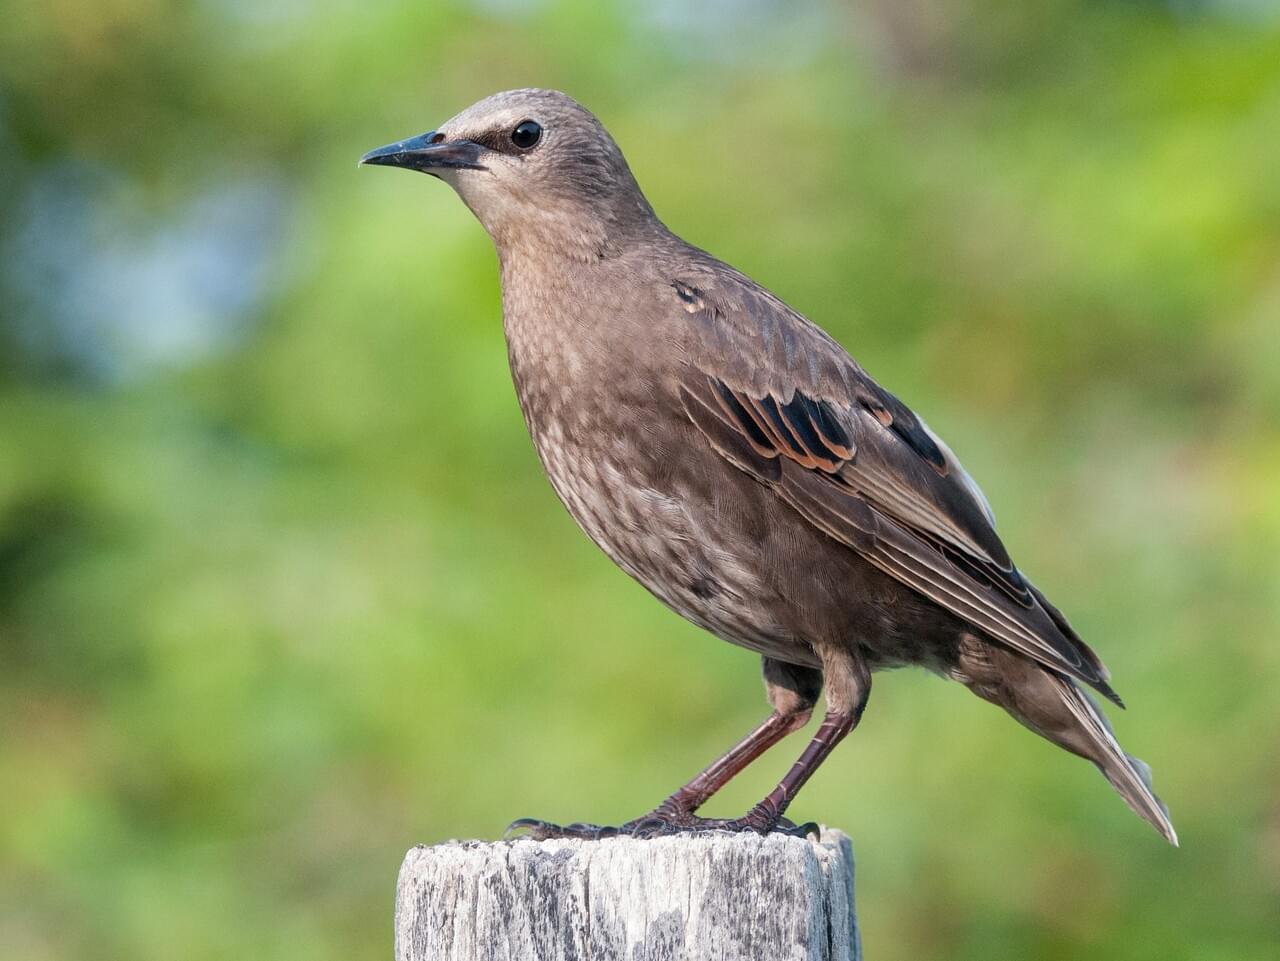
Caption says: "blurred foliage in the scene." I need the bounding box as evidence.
[2,1,1279,958]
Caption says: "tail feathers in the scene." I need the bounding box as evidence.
[1027,582,1125,709]
[1053,674,1178,846]
[953,635,1176,844]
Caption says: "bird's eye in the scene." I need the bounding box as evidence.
[511,120,542,150]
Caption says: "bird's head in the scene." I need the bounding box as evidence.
[360,88,657,258]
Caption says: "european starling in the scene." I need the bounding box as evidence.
[360,89,1176,844]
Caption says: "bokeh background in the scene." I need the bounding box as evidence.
[3,1,1279,958]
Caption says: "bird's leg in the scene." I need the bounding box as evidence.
[692,646,870,836]
[626,657,822,829]
[506,657,821,841]
[505,712,806,841]
[509,649,866,839]
[699,708,858,835]
[648,712,809,814]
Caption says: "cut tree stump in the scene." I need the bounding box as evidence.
[394,827,860,961]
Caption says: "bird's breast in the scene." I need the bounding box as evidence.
[500,297,805,662]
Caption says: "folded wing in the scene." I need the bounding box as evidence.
[673,274,1120,704]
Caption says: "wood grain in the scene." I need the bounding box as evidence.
[395,828,860,961]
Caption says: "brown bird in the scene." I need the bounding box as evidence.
[360,89,1176,844]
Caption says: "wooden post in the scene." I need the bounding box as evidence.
[395,827,860,961]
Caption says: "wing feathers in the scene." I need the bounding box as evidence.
[675,271,1115,697]
[680,383,780,482]
[681,364,1114,695]
[711,381,776,458]
[780,466,1101,684]
[856,389,948,473]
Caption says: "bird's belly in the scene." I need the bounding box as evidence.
[531,423,815,665]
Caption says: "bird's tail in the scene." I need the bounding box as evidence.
[1045,672,1178,845]
[953,636,1176,844]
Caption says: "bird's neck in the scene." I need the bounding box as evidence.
[496,234,619,349]
[493,218,614,265]
[493,209,659,266]
[496,219,677,430]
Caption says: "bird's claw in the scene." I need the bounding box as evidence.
[505,818,619,841]
[505,811,820,841]
[656,813,819,838]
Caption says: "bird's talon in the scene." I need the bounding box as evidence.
[504,817,563,840]
[506,809,819,840]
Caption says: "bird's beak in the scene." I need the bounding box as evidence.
[358,131,488,174]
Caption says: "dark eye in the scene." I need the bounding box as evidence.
[511,120,541,150]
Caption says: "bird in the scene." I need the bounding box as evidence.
[359,88,1176,845]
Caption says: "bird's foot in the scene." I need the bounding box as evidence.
[506,803,818,841]
[505,818,625,841]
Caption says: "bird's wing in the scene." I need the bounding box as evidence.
[673,274,1120,703]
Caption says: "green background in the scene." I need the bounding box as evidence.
[2,1,1278,958]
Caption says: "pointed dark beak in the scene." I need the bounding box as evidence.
[358,131,488,174]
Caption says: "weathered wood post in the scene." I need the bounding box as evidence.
[395,827,859,961]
